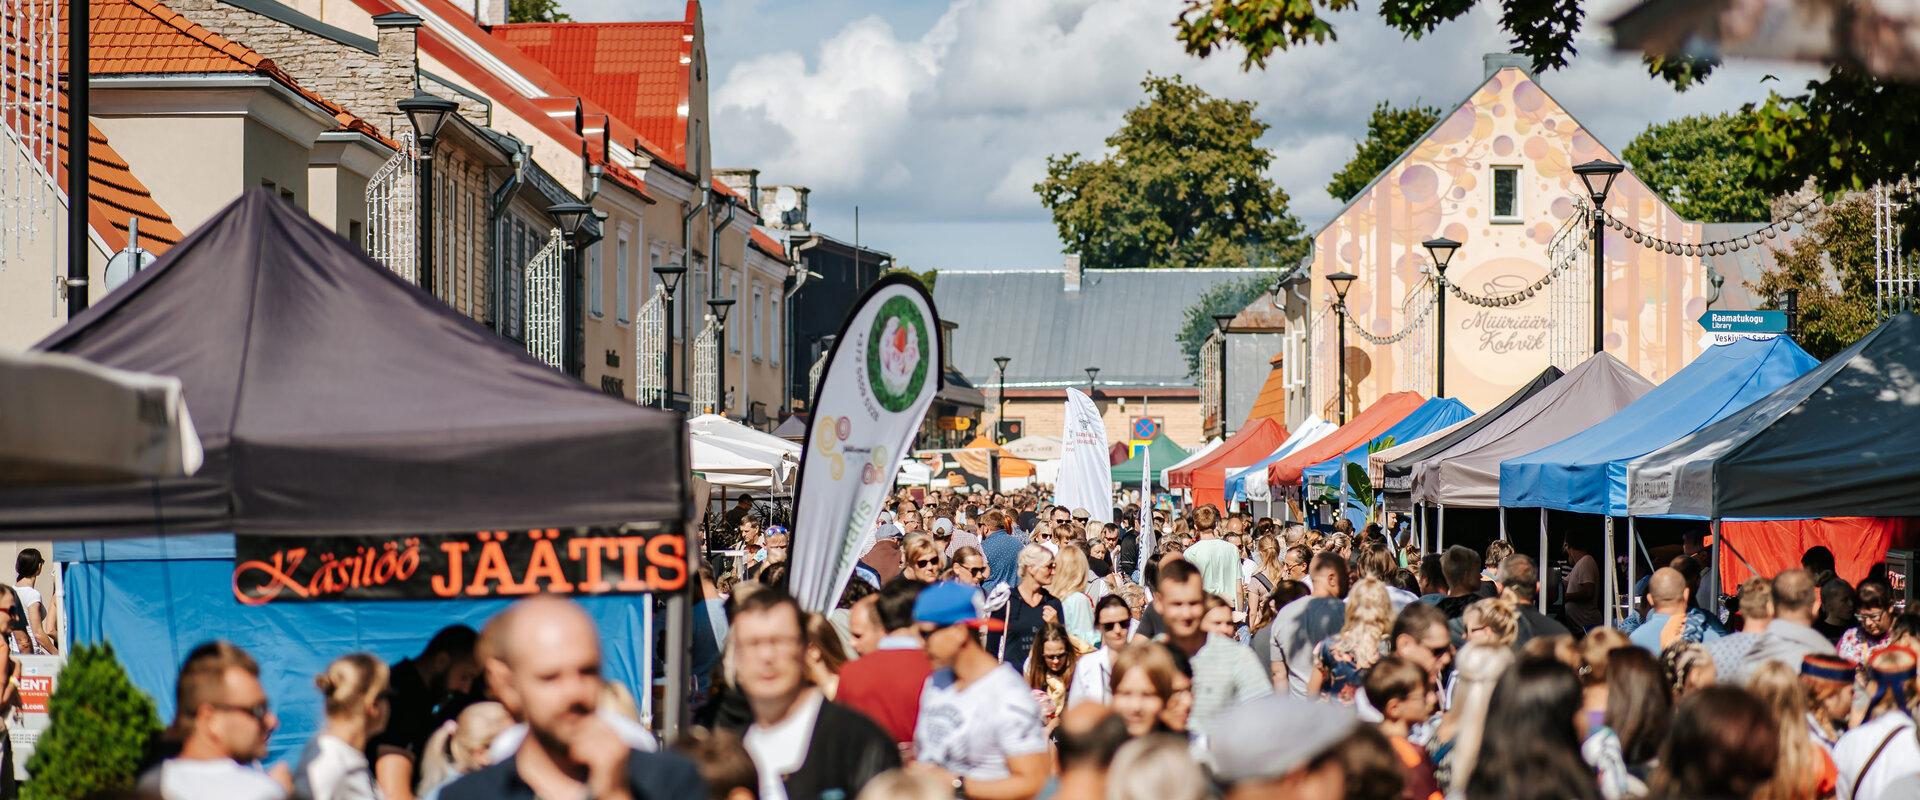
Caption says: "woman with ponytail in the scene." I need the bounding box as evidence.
[295,653,392,800]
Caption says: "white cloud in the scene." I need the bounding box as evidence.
[708,0,1823,269]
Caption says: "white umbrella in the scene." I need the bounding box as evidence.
[691,436,789,492]
[0,350,203,483]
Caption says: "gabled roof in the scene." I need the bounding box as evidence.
[89,0,396,149]
[491,19,690,169]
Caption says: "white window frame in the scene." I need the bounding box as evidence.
[729,273,742,353]
[588,240,605,318]
[752,286,764,362]
[616,232,631,325]
[1490,165,1522,224]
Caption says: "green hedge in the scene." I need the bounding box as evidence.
[24,642,161,799]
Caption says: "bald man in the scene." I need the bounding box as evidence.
[1749,568,1837,671]
[440,597,705,800]
[1628,568,1722,653]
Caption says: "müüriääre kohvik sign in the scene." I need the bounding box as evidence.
[233,528,687,605]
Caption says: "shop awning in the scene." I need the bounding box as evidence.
[1378,367,1563,501]
[1266,392,1425,487]
[1111,435,1189,486]
[1167,418,1289,508]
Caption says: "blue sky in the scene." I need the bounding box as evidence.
[564,0,1821,271]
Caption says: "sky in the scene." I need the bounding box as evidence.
[562,0,1823,271]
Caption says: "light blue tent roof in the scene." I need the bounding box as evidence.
[1499,337,1819,516]
[1302,397,1476,488]
[1225,416,1338,502]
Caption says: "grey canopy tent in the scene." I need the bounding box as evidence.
[1629,314,1920,519]
[1378,366,1562,512]
[0,190,689,538]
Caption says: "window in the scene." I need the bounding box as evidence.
[589,243,604,317]
[348,220,364,249]
[770,298,781,365]
[616,234,631,323]
[752,287,764,361]
[1491,166,1520,223]
[729,274,741,353]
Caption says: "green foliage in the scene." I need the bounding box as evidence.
[508,0,570,23]
[1176,0,1582,72]
[1622,113,1770,222]
[1180,273,1277,378]
[1740,67,1920,200]
[1316,437,1394,521]
[1034,74,1306,272]
[1328,101,1443,203]
[884,266,938,292]
[1750,193,1884,360]
[24,642,163,799]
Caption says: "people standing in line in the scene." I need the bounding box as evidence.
[13,550,54,655]
[1068,595,1134,708]
[1841,579,1898,665]
[1270,553,1349,695]
[1305,577,1392,705]
[1496,555,1573,646]
[1749,569,1837,671]
[1627,569,1722,653]
[1708,577,1775,682]
[1024,623,1075,733]
[1833,647,1920,800]
[295,654,390,800]
[837,579,934,755]
[1648,686,1779,800]
[370,625,480,800]
[734,590,899,800]
[1816,578,1857,644]
[980,511,1025,590]
[140,641,287,800]
[985,545,1062,668]
[1561,537,1603,632]
[909,581,1050,800]
[1465,655,1603,800]
[1049,543,1097,650]
[1746,660,1835,800]
[440,597,705,800]
[1802,653,1855,753]
[1153,559,1270,732]
[1480,541,1514,586]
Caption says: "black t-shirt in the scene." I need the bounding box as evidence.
[1017,511,1039,532]
[986,589,1063,669]
[440,747,707,800]
[1435,594,1478,620]
[367,658,438,763]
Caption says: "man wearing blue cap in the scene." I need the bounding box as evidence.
[909,582,1049,800]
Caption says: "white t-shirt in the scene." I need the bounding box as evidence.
[13,584,44,654]
[914,663,1048,780]
[141,758,286,800]
[1068,647,1115,708]
[487,707,658,763]
[293,734,378,800]
[1835,711,1920,800]
[742,691,824,800]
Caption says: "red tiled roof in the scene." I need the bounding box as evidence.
[89,0,397,149]
[492,21,689,169]
[749,229,787,264]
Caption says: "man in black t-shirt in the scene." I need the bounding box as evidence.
[370,625,480,799]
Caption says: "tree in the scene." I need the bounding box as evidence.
[508,0,570,23]
[1328,101,1443,203]
[883,266,938,292]
[1034,74,1307,272]
[24,642,163,799]
[1179,272,1274,378]
[1750,193,1883,360]
[1622,113,1770,222]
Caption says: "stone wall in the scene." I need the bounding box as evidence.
[990,395,1206,454]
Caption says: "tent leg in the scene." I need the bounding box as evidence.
[1438,504,1446,550]
[1415,502,1425,554]
[1710,518,1723,617]
[1499,507,1507,543]
[1603,516,1616,626]
[1627,516,1639,621]
[1538,508,1549,605]
[663,542,693,740]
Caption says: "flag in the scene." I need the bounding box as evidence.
[1056,388,1112,524]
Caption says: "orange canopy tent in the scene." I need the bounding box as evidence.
[1267,391,1426,486]
[953,434,1036,480]
[1716,517,1920,597]
[1167,418,1289,509]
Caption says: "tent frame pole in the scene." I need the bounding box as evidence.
[1538,508,1549,605]
[1603,516,1616,626]
[663,517,693,740]
[1710,518,1723,617]
[1499,507,1507,543]
[1438,504,1446,550]
[1415,502,1425,554]
[1627,516,1638,620]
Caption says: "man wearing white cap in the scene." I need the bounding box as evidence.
[1208,694,1356,799]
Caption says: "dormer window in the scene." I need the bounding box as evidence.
[1491,166,1521,223]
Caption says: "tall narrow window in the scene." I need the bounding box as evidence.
[1491,166,1521,223]
[589,243,604,317]
[616,235,631,323]
[770,298,781,365]
[730,275,742,353]
[752,287,764,360]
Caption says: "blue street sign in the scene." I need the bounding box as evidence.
[1697,310,1788,334]
[1132,417,1159,440]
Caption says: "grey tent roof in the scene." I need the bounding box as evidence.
[933,268,1272,388]
[1628,314,1920,519]
[1409,353,1653,508]
[0,190,687,538]
[1380,366,1563,505]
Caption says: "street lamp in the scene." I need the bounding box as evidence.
[993,356,1011,443]
[1423,237,1460,399]
[708,297,735,415]
[1212,313,1234,436]
[548,202,593,378]
[1573,159,1624,354]
[1327,272,1357,424]
[398,92,458,297]
[1085,366,1100,396]
[653,264,687,409]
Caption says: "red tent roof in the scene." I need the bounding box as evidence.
[1168,417,1288,509]
[1267,391,1425,486]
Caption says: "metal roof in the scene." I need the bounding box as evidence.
[933,268,1273,389]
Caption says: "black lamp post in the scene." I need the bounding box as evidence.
[548,201,593,378]
[1327,272,1357,424]
[1423,237,1460,398]
[993,356,1011,443]
[1085,366,1100,396]
[653,264,687,409]
[708,297,736,415]
[1573,159,1624,354]
[1211,313,1234,436]
[398,92,458,297]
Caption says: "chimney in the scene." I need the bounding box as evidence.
[1483,52,1530,81]
[372,13,422,138]
[1064,253,1082,292]
[477,0,507,26]
[715,168,761,215]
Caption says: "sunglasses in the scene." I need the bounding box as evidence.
[965,566,988,577]
[913,557,940,569]
[1099,619,1130,631]
[212,701,272,721]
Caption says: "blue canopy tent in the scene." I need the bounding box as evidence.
[59,535,656,766]
[1301,397,1475,526]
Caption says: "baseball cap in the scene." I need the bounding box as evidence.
[1206,695,1356,784]
[912,582,1006,631]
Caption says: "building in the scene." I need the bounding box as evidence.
[935,256,1282,452]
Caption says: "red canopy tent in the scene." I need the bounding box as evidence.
[1267,392,1426,487]
[1168,418,1289,509]
[1716,518,1920,597]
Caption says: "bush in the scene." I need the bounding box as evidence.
[24,642,162,799]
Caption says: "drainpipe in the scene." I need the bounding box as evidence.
[487,144,526,336]
[678,185,709,405]
[709,196,739,416]
[783,235,822,413]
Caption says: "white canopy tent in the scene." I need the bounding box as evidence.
[688,415,799,494]
[0,349,203,483]
[1159,436,1223,487]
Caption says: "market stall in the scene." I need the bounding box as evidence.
[1110,434,1189,487]
[1298,397,1473,527]
[1376,367,1563,513]
[1160,436,1222,487]
[1266,392,1425,487]
[1223,416,1337,506]
[1167,418,1289,509]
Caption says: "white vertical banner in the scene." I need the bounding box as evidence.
[789,276,943,613]
[1056,388,1113,524]
[1136,443,1153,584]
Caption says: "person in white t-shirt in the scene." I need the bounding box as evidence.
[295,653,389,800]
[140,641,287,800]
[14,549,54,655]
[1069,595,1135,708]
[910,582,1049,798]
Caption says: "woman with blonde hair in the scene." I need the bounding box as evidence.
[1431,642,1513,794]
[1747,660,1833,800]
[1246,535,1285,631]
[1462,598,1518,648]
[416,701,512,798]
[1305,577,1392,704]
[295,653,390,800]
[900,533,944,583]
[1049,543,1097,649]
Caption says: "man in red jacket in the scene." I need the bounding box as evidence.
[836,578,933,756]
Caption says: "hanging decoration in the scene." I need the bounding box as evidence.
[1597,194,1824,258]
[2,0,60,268]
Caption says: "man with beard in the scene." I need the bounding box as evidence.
[140,641,286,800]
[441,597,704,799]
[371,625,480,799]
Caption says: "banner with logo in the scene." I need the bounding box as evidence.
[1056,388,1113,524]
[231,527,687,604]
[789,276,943,613]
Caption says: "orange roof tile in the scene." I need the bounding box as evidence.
[492,21,689,169]
[749,229,787,264]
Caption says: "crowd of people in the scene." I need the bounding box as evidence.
[117,484,1920,800]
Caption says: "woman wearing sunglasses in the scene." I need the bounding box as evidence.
[901,534,945,583]
[947,546,989,586]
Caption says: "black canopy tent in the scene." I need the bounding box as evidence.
[0,189,688,537]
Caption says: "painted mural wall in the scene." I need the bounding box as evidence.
[1308,67,1708,417]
